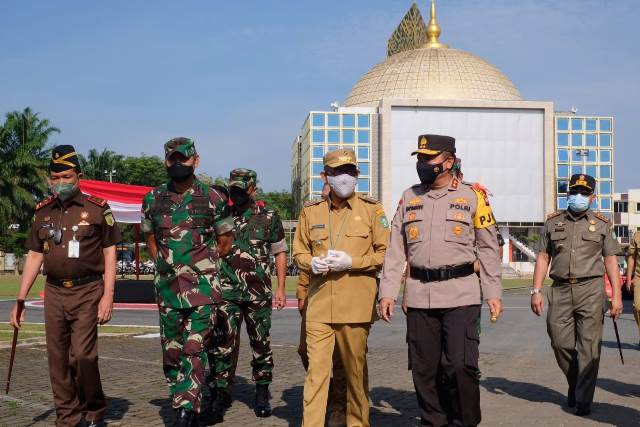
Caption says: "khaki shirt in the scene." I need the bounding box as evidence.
[539,210,620,281]
[629,231,640,285]
[292,193,390,323]
[297,268,310,300]
[378,178,502,308]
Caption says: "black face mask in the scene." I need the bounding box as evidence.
[230,187,250,207]
[416,161,445,185]
[167,162,194,182]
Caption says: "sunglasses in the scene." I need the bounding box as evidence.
[324,166,358,177]
[568,189,592,197]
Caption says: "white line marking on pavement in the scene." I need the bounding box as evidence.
[134,333,161,338]
[29,347,162,366]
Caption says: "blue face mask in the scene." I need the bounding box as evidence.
[567,194,591,213]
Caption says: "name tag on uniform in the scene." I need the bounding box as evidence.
[68,239,80,258]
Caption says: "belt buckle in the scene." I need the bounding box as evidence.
[63,280,74,288]
[569,278,578,284]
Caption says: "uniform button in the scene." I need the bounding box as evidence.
[62,244,66,248]
[571,250,575,253]
[63,227,66,231]
[65,210,68,214]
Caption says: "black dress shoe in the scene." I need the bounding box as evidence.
[86,421,105,427]
[254,384,272,418]
[574,404,591,417]
[173,408,200,427]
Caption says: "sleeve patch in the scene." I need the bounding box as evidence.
[473,189,496,229]
[104,209,115,226]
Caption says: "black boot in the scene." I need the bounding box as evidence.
[200,388,231,425]
[254,384,271,418]
[173,408,200,427]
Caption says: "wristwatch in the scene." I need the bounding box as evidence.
[530,288,542,295]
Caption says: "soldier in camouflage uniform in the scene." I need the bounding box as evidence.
[206,168,288,422]
[141,137,234,427]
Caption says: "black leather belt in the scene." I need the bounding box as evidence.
[48,275,102,288]
[552,276,600,285]
[409,263,475,283]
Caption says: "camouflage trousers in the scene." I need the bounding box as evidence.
[208,299,273,388]
[159,304,215,413]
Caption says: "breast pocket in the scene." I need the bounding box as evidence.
[444,210,472,245]
[403,209,424,244]
[345,225,371,250]
[550,231,567,254]
[310,227,329,256]
[581,232,603,257]
[75,225,97,240]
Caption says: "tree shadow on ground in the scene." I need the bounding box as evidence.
[597,377,640,398]
[26,397,131,427]
[149,397,175,427]
[601,340,638,351]
[271,383,303,426]
[369,386,419,426]
[482,376,640,426]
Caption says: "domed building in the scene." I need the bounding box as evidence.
[291,1,616,267]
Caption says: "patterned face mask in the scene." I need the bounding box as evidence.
[326,174,357,199]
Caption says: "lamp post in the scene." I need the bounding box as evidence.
[104,169,117,183]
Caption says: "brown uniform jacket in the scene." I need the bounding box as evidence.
[538,209,619,281]
[293,193,390,323]
[629,231,640,286]
[26,191,122,280]
[378,179,502,308]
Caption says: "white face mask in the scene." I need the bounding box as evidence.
[326,174,358,199]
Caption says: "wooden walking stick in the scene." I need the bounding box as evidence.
[5,299,25,394]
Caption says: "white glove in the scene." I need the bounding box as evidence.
[325,250,352,272]
[311,256,330,274]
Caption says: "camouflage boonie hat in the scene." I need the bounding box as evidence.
[229,168,257,190]
[164,137,197,159]
[323,149,357,168]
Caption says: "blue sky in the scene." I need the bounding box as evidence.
[1,1,638,192]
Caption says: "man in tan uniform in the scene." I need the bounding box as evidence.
[379,134,502,427]
[625,230,640,346]
[293,149,389,427]
[532,173,622,416]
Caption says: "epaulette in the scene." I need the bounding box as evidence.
[546,211,563,220]
[304,198,324,208]
[358,195,379,204]
[87,195,107,207]
[35,196,56,211]
[470,182,493,197]
[594,212,609,223]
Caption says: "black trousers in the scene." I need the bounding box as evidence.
[407,305,481,427]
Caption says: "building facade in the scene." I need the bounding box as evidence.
[613,189,640,247]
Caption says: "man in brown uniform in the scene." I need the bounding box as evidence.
[293,149,389,427]
[10,145,121,427]
[625,230,640,346]
[531,173,622,416]
[379,134,502,427]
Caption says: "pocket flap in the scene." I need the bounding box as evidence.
[582,232,601,243]
[75,225,96,237]
[310,227,329,240]
[345,226,369,237]
[550,232,567,241]
[446,210,470,224]
[403,209,424,223]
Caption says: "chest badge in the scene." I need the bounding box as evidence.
[44,216,51,222]
[453,225,463,236]
[43,241,50,254]
[408,197,422,205]
[589,219,596,232]
[454,212,465,221]
[407,211,417,221]
[407,225,419,241]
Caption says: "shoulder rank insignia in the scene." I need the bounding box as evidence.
[546,211,563,220]
[304,198,324,208]
[87,195,107,207]
[594,212,609,223]
[35,196,56,211]
[358,195,379,204]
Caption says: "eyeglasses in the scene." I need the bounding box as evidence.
[324,166,358,177]
[568,189,592,197]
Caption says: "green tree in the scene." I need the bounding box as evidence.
[0,107,59,252]
[120,154,167,187]
[78,148,124,181]
[257,190,294,220]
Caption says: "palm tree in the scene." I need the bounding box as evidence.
[0,108,59,233]
[79,148,124,181]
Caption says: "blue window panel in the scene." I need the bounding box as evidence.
[312,178,324,192]
[557,118,569,131]
[358,147,369,160]
[357,178,369,192]
[358,114,370,128]
[586,165,597,177]
[600,133,611,147]
[341,145,355,152]
[312,130,325,143]
[557,149,568,162]
[327,114,339,127]
[342,114,355,127]
[571,134,583,147]
[600,165,611,179]
[342,129,355,143]
[326,145,339,152]
[312,113,325,127]
[358,130,370,144]
[571,150,583,162]
[586,119,597,131]
[586,150,596,163]
[585,134,597,147]
[599,149,611,163]
[358,162,369,176]
[557,164,569,178]
[571,165,583,175]
[328,130,339,143]
[557,133,569,147]
[600,119,611,131]
[557,180,568,194]
[599,181,611,195]
[571,118,583,131]
[312,162,324,176]
[557,196,568,210]
[590,198,598,210]
[312,146,324,158]
[600,197,612,211]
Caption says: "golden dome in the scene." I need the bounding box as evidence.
[344,1,522,107]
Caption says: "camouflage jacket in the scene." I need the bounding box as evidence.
[220,202,288,301]
[141,178,233,308]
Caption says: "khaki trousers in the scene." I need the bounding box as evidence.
[546,278,605,407]
[633,278,640,335]
[303,321,370,427]
[44,281,106,427]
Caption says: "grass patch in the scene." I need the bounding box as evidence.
[0,322,158,342]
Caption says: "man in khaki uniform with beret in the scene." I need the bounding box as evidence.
[379,134,502,427]
[293,149,389,427]
[532,173,622,417]
[625,230,640,347]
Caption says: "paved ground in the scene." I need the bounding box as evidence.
[0,289,639,426]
